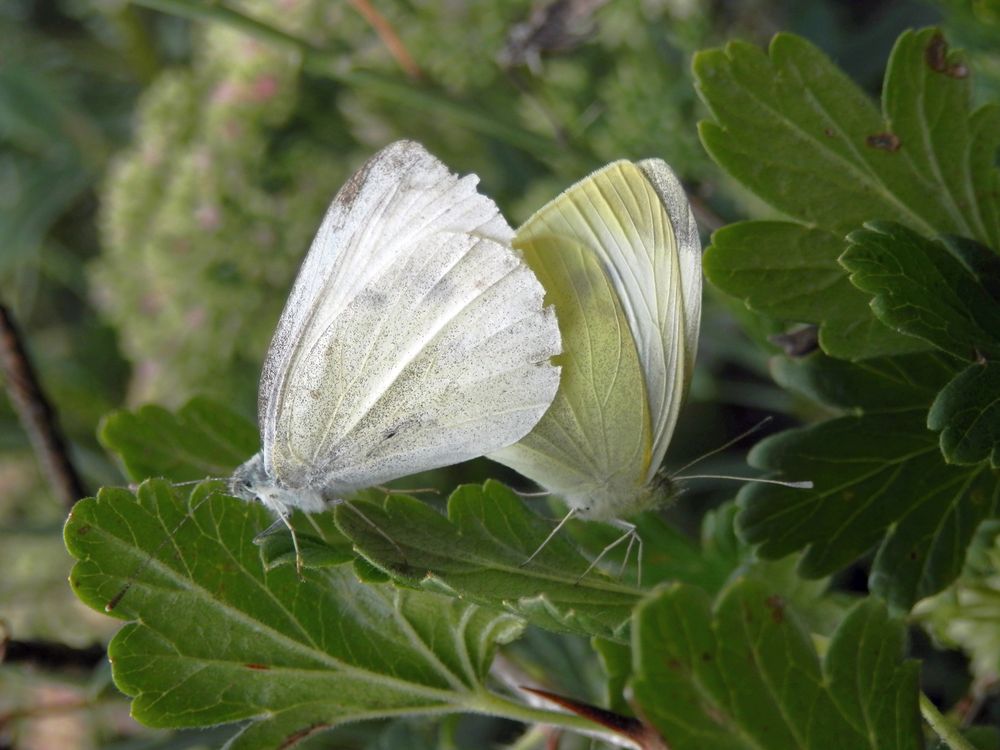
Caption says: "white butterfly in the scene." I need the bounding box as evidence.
[488,159,701,566]
[231,141,561,527]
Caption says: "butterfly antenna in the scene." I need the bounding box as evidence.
[521,507,577,567]
[671,416,775,477]
[173,476,226,487]
[673,474,813,489]
[106,486,216,611]
[123,476,225,492]
[513,488,551,498]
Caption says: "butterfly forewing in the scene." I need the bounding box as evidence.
[259,141,560,494]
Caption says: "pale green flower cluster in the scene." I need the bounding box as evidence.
[92,0,715,407]
[92,0,349,407]
[916,523,1000,685]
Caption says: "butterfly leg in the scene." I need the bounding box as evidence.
[617,521,643,588]
[254,513,305,579]
[512,488,552,498]
[576,519,640,585]
[281,514,305,579]
[521,507,577,567]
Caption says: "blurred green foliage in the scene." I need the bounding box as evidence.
[5,0,1000,748]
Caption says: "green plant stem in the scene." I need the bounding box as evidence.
[130,0,564,159]
[469,690,627,748]
[920,692,976,750]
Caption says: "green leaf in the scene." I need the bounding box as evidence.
[64,480,525,747]
[928,361,1000,468]
[738,411,1000,610]
[703,222,927,360]
[696,28,1000,361]
[257,529,356,569]
[593,638,632,715]
[333,482,642,643]
[883,31,1000,249]
[631,580,922,750]
[842,222,1000,360]
[960,727,1000,750]
[823,599,922,745]
[771,350,955,412]
[566,507,741,596]
[695,29,1000,242]
[99,396,258,482]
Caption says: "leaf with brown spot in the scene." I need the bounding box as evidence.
[866,132,901,151]
[765,594,785,623]
[698,28,1000,361]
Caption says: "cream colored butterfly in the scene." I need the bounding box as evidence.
[231,141,561,558]
[489,158,702,566]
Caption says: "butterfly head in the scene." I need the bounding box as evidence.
[230,453,268,502]
[230,452,328,516]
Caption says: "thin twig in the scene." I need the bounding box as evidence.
[687,193,726,233]
[1,637,105,671]
[0,699,93,728]
[0,304,87,508]
[347,0,421,80]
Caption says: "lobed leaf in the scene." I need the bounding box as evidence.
[334,482,642,643]
[842,222,1000,361]
[738,411,1000,610]
[697,28,1000,361]
[695,29,999,241]
[702,222,925,360]
[928,361,1000,468]
[64,480,523,748]
[631,579,922,750]
[771,350,954,412]
[99,396,258,482]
